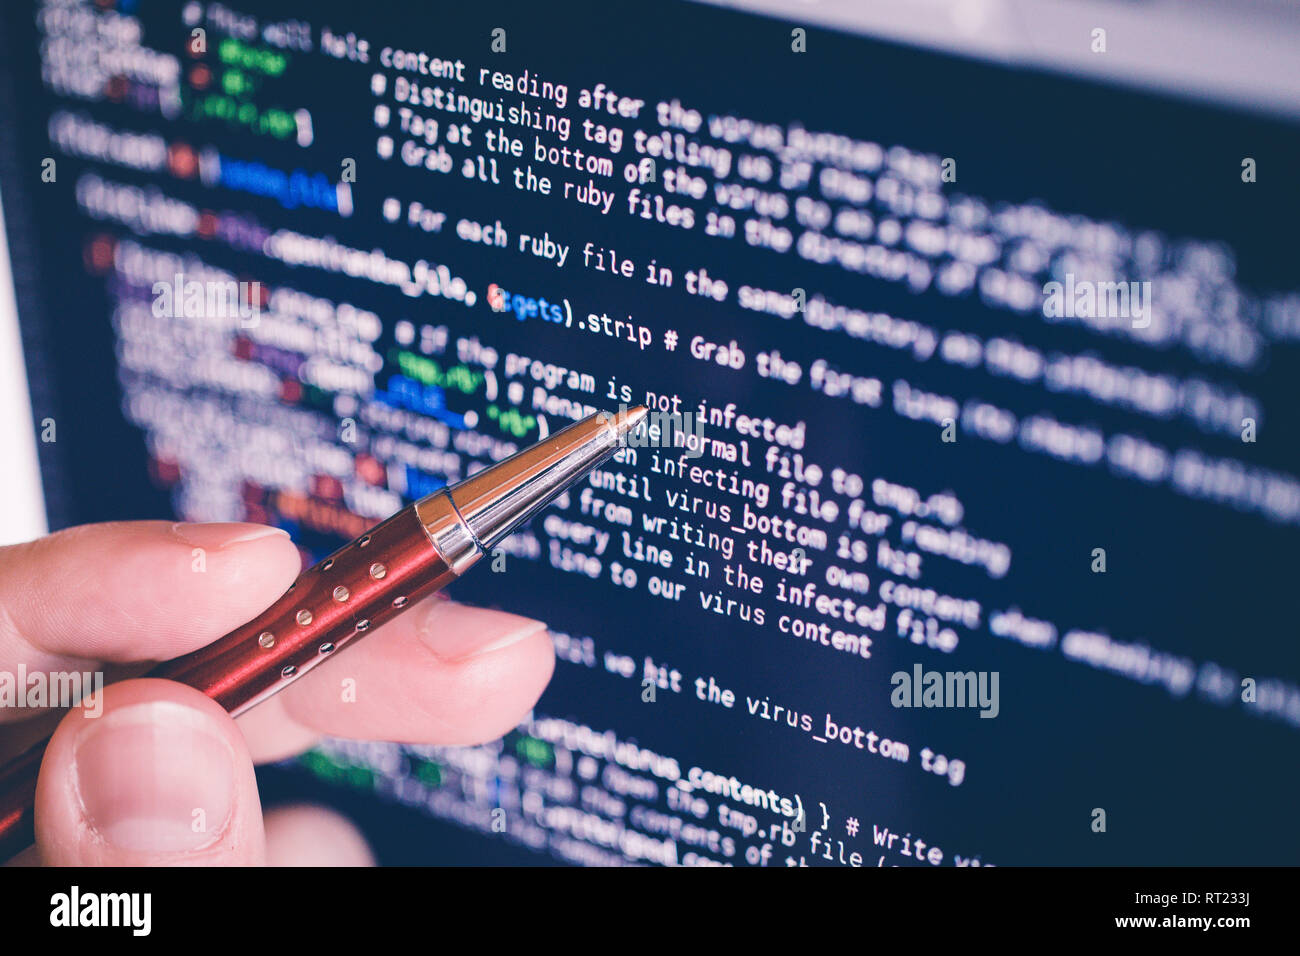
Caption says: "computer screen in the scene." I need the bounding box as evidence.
[1,0,1298,865]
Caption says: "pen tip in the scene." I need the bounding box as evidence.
[608,404,649,440]
[437,405,652,556]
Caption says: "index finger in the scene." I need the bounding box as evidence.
[0,521,301,722]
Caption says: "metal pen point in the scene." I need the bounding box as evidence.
[0,405,648,859]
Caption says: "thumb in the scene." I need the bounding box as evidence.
[34,679,266,865]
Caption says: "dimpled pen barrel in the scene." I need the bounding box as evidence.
[0,406,647,860]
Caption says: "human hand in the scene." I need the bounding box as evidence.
[0,520,554,865]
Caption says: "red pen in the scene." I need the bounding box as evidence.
[0,405,647,860]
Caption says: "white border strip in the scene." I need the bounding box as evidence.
[0,181,50,545]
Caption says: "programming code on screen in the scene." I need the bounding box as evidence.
[3,0,1299,865]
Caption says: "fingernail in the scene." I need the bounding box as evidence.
[171,522,290,548]
[72,701,237,853]
[419,600,548,662]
